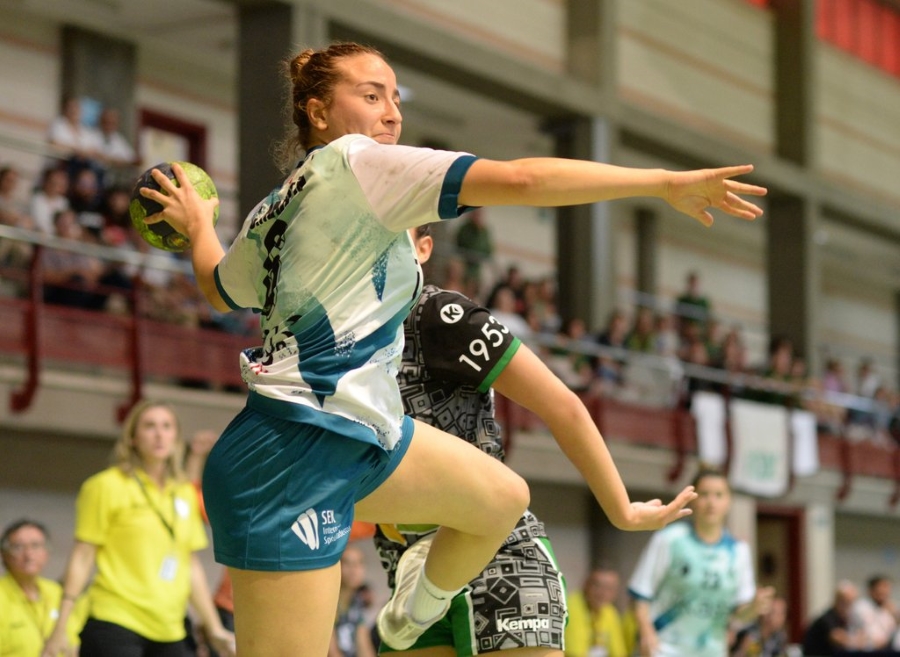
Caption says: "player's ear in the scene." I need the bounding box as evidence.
[307,98,328,131]
[416,235,433,264]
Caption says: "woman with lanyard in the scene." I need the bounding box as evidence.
[135,42,766,657]
[41,401,235,657]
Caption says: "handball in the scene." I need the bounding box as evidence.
[129,161,219,252]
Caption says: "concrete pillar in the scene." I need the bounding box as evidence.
[767,194,820,367]
[804,502,836,616]
[237,1,311,220]
[554,118,618,330]
[772,0,817,166]
[635,208,659,299]
[556,0,620,330]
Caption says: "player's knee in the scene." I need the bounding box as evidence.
[492,468,530,526]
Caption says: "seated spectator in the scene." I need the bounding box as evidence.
[822,358,849,396]
[0,518,85,655]
[802,580,864,656]
[68,168,105,239]
[0,166,35,296]
[596,309,629,388]
[42,208,106,309]
[96,107,139,169]
[29,167,70,235]
[565,567,628,657]
[454,208,493,299]
[743,335,798,406]
[488,284,532,339]
[851,575,900,651]
[675,270,712,337]
[46,94,103,182]
[625,307,655,353]
[653,312,679,359]
[0,165,33,229]
[546,317,594,392]
[730,595,788,657]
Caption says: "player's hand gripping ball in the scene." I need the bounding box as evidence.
[129,161,219,252]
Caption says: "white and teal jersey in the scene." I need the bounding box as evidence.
[628,522,755,657]
[215,134,477,450]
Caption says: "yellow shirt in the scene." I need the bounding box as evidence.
[0,574,84,657]
[75,466,207,642]
[564,592,628,657]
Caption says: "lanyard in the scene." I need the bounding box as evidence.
[133,473,176,541]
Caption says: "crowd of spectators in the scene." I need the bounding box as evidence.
[0,96,255,337]
[448,236,900,445]
[0,109,896,426]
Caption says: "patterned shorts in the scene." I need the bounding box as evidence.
[376,512,568,656]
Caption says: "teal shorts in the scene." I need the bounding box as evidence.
[203,404,412,571]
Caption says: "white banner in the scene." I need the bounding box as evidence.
[691,391,728,467]
[729,399,790,497]
[791,409,819,477]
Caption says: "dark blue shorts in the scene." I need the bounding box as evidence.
[203,405,412,571]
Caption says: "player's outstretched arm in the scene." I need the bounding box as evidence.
[492,344,696,531]
[458,159,765,227]
[140,163,228,311]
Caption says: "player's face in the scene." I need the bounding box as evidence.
[2,525,49,578]
[691,474,731,528]
[318,53,402,145]
[132,405,179,467]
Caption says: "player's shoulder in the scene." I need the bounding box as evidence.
[418,285,476,319]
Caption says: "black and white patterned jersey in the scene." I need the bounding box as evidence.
[398,285,522,460]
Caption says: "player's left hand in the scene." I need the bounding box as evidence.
[664,164,766,227]
[623,485,697,531]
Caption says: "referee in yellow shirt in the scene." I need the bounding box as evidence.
[41,401,235,657]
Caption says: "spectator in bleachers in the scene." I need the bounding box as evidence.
[454,208,493,299]
[823,358,849,396]
[532,277,561,333]
[596,309,628,388]
[488,284,532,339]
[625,306,656,353]
[654,311,680,359]
[546,317,594,392]
[46,95,103,182]
[96,107,139,169]
[0,165,34,229]
[29,168,69,235]
[438,255,468,297]
[802,579,864,656]
[704,316,725,364]
[47,95,100,159]
[42,208,106,309]
[0,166,35,296]
[675,270,711,336]
[68,168,105,239]
[744,336,797,406]
[856,357,882,400]
[487,264,526,315]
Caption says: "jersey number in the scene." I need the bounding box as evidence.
[458,317,510,372]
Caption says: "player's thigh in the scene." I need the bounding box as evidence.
[355,420,528,532]
[480,649,563,657]
[230,564,340,657]
[388,647,456,657]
